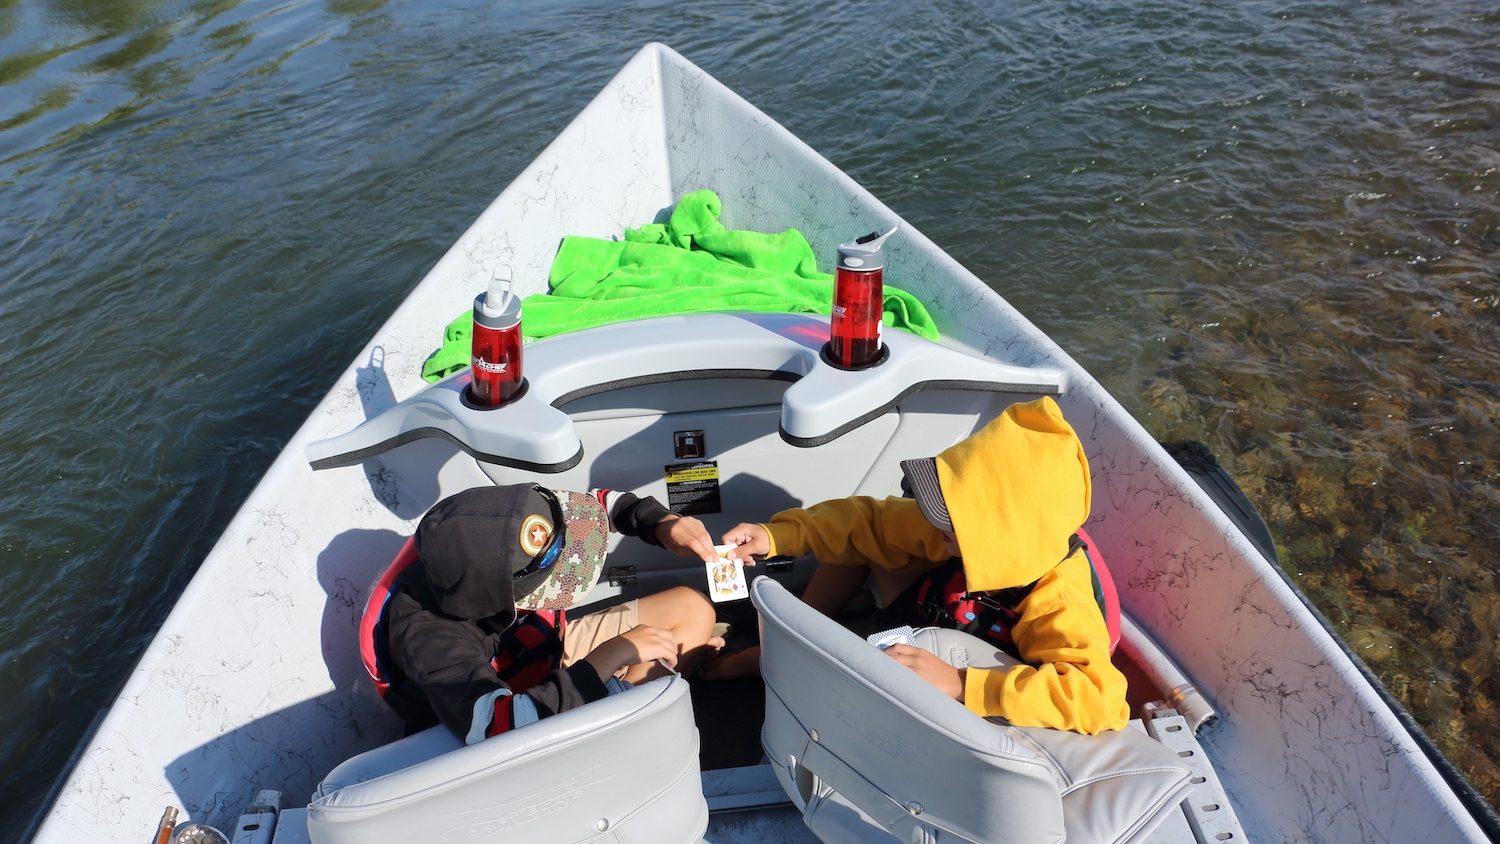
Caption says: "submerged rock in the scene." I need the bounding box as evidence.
[1348,622,1404,665]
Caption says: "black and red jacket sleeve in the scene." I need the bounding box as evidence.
[385,590,608,744]
[594,489,673,544]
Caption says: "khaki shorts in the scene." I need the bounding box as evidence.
[560,599,641,668]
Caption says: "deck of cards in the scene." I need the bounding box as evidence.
[705,543,749,603]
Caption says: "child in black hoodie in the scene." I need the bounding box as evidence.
[381,483,721,744]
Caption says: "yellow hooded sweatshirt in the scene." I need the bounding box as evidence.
[762,396,1129,734]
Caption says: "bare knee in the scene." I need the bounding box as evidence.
[640,585,716,647]
[672,585,716,644]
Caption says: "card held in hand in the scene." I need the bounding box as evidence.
[705,543,749,603]
[866,625,917,650]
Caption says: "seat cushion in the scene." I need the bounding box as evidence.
[315,726,461,800]
[914,626,1192,844]
[1010,725,1192,844]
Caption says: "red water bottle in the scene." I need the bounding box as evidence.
[469,274,523,407]
[828,227,897,369]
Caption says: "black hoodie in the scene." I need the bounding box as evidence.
[383,486,671,742]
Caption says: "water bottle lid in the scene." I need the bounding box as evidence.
[837,226,899,271]
[474,288,521,330]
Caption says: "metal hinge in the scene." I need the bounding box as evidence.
[1143,708,1246,843]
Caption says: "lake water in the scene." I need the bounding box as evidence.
[1,0,1496,837]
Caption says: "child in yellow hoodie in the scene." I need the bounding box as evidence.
[716,396,1129,734]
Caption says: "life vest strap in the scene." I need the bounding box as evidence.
[904,530,1120,656]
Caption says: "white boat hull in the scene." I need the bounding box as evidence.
[35,43,1488,843]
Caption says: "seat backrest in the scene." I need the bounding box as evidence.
[754,577,1067,844]
[306,675,706,844]
[754,578,1194,844]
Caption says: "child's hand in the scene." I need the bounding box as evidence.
[720,523,769,564]
[584,624,680,682]
[654,514,718,561]
[882,644,965,701]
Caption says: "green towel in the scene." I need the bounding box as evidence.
[421,189,939,382]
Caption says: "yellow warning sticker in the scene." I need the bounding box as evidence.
[664,460,721,515]
[665,463,719,483]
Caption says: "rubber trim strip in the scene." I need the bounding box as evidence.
[551,368,799,408]
[308,428,584,474]
[779,379,1061,448]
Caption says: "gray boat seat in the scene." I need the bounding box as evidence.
[753,577,1192,844]
[305,674,707,844]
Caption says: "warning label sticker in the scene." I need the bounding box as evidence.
[665,460,721,516]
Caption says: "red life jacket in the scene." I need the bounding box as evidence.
[358,537,419,699]
[359,537,566,702]
[903,528,1120,657]
[486,610,565,693]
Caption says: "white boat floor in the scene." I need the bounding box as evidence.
[705,806,818,843]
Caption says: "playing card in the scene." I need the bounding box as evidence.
[866,625,917,650]
[705,544,748,603]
